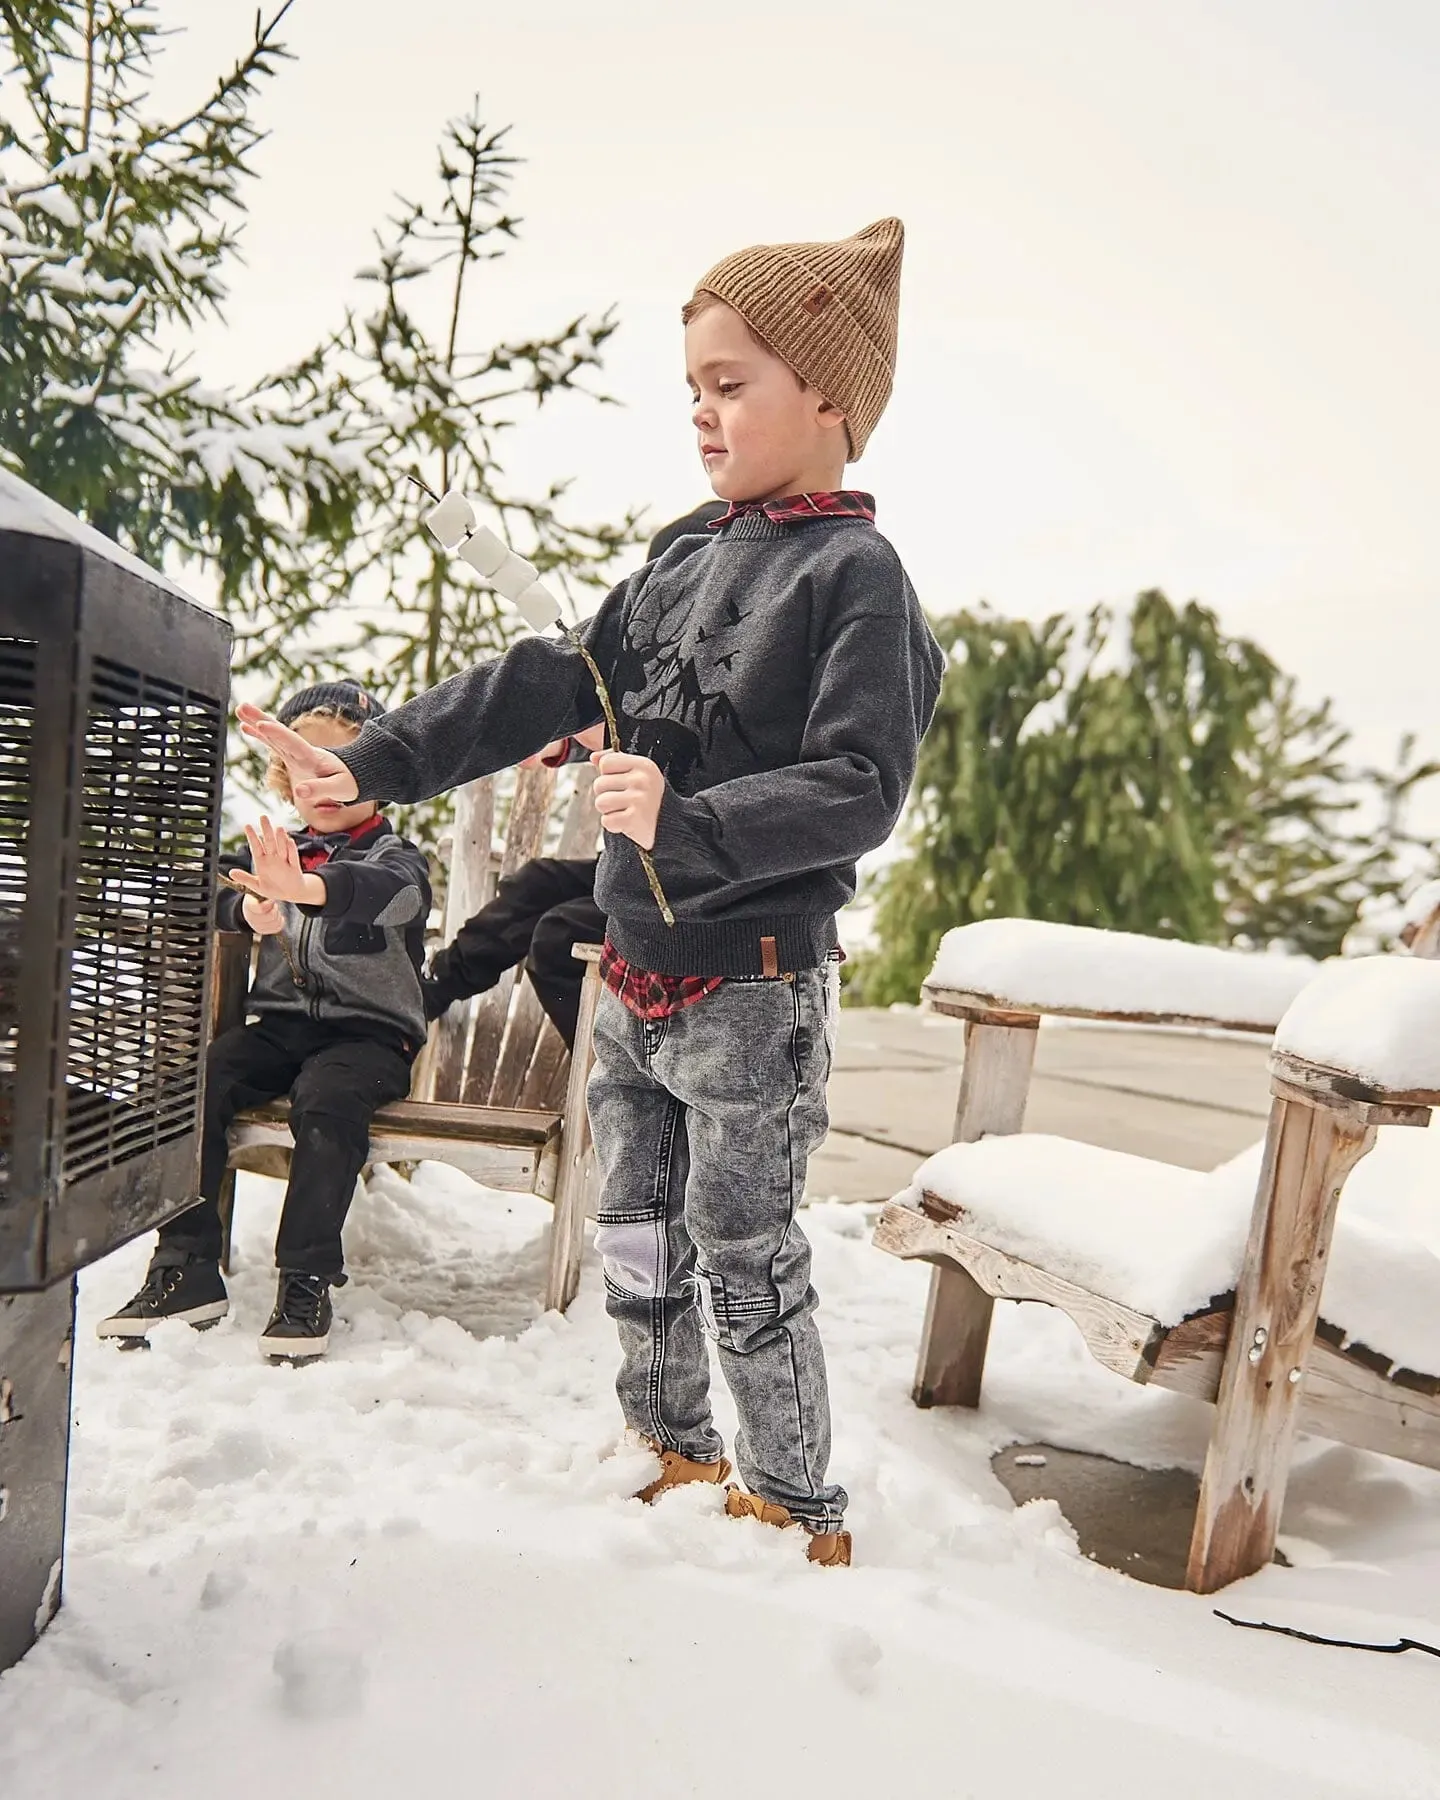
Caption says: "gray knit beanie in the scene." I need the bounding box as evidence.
[277,681,386,729]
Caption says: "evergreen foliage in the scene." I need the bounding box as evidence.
[850,593,1439,1005]
[1,4,639,837]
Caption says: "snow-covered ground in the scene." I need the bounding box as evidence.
[3,1166,1439,1799]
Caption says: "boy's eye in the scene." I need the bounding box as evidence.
[718,382,741,398]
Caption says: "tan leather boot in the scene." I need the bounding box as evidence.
[636,1442,732,1504]
[724,1486,853,1566]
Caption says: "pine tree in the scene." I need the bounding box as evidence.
[230,102,639,712]
[0,2,360,569]
[848,592,1429,1006]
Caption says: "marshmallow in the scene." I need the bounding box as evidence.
[423,489,476,551]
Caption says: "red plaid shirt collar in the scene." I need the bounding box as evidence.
[708,490,876,529]
[599,939,723,1022]
[295,811,385,871]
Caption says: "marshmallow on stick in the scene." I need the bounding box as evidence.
[422,489,675,927]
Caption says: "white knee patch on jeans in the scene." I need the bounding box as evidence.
[594,1221,663,1298]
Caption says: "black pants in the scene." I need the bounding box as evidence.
[158,1016,414,1280]
[433,857,604,1049]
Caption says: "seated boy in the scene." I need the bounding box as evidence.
[423,503,725,1044]
[242,219,942,1560]
[98,681,430,1360]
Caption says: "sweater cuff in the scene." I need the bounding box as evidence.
[216,889,249,934]
[302,863,356,918]
[650,789,711,872]
[335,724,410,803]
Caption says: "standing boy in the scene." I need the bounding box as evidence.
[98,682,429,1360]
[242,220,943,1556]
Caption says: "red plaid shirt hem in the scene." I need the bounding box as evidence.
[599,940,724,1021]
[606,490,870,1013]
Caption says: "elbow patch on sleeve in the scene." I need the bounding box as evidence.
[373,887,423,928]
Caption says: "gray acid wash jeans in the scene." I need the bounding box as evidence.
[589,962,847,1532]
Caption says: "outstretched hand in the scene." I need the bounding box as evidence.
[227,817,325,907]
[236,702,360,806]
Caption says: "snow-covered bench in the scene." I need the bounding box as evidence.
[872,920,1440,1592]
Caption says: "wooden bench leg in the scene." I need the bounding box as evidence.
[216,1166,238,1275]
[910,1013,1037,1408]
[544,959,604,1314]
[914,1264,994,1407]
[1186,1091,1377,1592]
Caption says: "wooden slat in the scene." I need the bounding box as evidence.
[519,1016,570,1112]
[878,1201,1163,1382]
[210,931,252,1271]
[555,763,601,857]
[464,765,558,1105]
[230,1095,558,1148]
[923,983,1282,1037]
[879,1202,1440,1476]
[1186,1093,1378,1593]
[912,1015,1038,1407]
[509,768,603,1111]
[426,777,494,1104]
[544,951,604,1313]
[1268,1048,1440,1115]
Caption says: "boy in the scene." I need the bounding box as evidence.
[242,219,943,1556]
[98,681,430,1360]
[423,503,725,1045]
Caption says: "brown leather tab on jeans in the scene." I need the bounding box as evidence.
[760,936,779,979]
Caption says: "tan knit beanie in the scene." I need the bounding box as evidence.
[690,217,904,461]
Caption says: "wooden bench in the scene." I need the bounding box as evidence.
[212,762,603,1313]
[873,920,1440,1592]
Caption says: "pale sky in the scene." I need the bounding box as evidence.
[162,0,1439,804]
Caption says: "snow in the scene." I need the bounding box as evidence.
[0,467,196,603]
[4,1165,1440,1796]
[1275,955,1440,1092]
[900,1123,1440,1372]
[928,918,1317,1028]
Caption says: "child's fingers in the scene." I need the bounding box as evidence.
[293,770,360,804]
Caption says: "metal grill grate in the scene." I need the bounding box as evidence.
[0,639,36,1198]
[61,657,223,1184]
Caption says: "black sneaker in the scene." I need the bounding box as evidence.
[259,1271,333,1361]
[96,1254,229,1341]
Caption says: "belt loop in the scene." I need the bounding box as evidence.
[760,936,779,979]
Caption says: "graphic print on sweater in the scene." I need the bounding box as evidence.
[610,571,758,792]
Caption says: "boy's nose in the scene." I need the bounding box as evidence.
[692,397,717,431]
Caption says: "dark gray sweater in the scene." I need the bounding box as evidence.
[338,513,944,976]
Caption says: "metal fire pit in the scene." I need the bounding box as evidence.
[0,469,230,1670]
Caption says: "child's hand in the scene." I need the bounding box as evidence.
[229,817,326,907]
[591,750,663,852]
[237,702,360,806]
[241,892,285,936]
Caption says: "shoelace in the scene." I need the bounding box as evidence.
[274,1274,325,1328]
[139,1266,184,1311]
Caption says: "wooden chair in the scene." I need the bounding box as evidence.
[873,921,1440,1592]
[212,764,603,1313]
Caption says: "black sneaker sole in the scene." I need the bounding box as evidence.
[96,1299,229,1340]
[259,1330,330,1362]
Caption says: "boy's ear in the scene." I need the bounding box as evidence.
[817,397,849,435]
